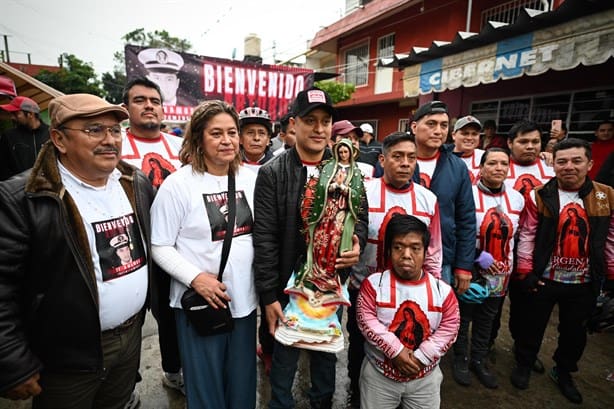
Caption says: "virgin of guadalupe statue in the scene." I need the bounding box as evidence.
[277,139,365,350]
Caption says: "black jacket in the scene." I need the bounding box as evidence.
[0,122,50,180]
[253,147,368,306]
[0,142,154,394]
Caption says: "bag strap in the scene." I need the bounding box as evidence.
[217,172,236,282]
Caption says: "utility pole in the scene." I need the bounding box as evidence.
[3,34,10,62]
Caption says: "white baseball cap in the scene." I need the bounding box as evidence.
[360,123,374,134]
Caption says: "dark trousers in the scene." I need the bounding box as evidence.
[453,297,503,362]
[513,280,596,372]
[488,293,506,346]
[33,314,142,409]
[258,300,274,355]
[347,288,365,396]
[152,277,182,374]
[508,279,531,342]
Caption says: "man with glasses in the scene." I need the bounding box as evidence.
[411,101,476,294]
[0,96,49,180]
[0,94,154,408]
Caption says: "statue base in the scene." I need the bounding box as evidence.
[274,325,344,353]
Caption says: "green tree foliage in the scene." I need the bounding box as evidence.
[315,80,355,104]
[102,29,192,103]
[102,71,127,104]
[35,54,103,96]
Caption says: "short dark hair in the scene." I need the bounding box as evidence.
[382,132,415,155]
[480,147,509,166]
[508,120,541,141]
[383,214,430,267]
[483,119,497,130]
[595,119,614,130]
[279,112,291,133]
[122,77,163,105]
[553,137,592,161]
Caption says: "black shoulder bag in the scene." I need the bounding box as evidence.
[181,173,235,336]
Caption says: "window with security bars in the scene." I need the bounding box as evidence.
[470,87,614,140]
[344,43,369,87]
[398,118,410,132]
[378,34,395,59]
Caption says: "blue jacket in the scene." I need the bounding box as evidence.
[414,145,476,274]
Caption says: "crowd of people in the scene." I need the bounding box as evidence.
[0,80,612,409]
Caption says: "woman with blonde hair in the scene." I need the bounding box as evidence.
[151,100,257,408]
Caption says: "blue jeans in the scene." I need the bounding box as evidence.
[441,264,453,286]
[175,308,256,409]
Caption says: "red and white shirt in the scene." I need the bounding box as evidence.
[458,149,484,185]
[351,179,442,290]
[473,185,524,296]
[517,189,593,284]
[505,158,554,204]
[357,270,459,382]
[121,129,183,188]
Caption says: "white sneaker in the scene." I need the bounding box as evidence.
[162,371,185,395]
[123,390,140,409]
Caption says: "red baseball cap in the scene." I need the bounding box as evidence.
[0,96,40,114]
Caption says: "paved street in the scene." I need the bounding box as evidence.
[2,299,613,408]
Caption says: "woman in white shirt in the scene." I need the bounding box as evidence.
[150,100,257,409]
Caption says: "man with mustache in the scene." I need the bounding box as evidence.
[512,138,614,404]
[121,78,185,403]
[0,94,154,408]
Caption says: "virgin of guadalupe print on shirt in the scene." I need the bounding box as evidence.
[203,190,253,241]
[555,203,589,267]
[94,213,146,281]
[143,152,176,188]
[388,299,431,352]
[479,208,512,267]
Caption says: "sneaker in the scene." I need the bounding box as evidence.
[123,391,140,409]
[452,355,471,386]
[532,357,545,374]
[510,365,531,390]
[550,367,582,404]
[470,360,498,389]
[257,344,272,376]
[162,371,185,395]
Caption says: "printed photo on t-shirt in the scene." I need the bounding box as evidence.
[93,213,146,281]
[203,190,253,241]
[142,152,176,188]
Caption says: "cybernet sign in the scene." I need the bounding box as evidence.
[419,33,559,93]
[424,45,559,90]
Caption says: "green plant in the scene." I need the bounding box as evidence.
[314,81,355,104]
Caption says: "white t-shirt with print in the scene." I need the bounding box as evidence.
[59,162,148,331]
[150,165,258,317]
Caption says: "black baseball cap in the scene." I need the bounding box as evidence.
[290,87,336,120]
[412,100,448,122]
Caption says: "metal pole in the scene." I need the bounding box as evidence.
[3,35,10,62]
[466,0,473,32]
[27,53,31,64]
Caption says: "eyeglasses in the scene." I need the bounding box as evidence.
[60,125,123,141]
